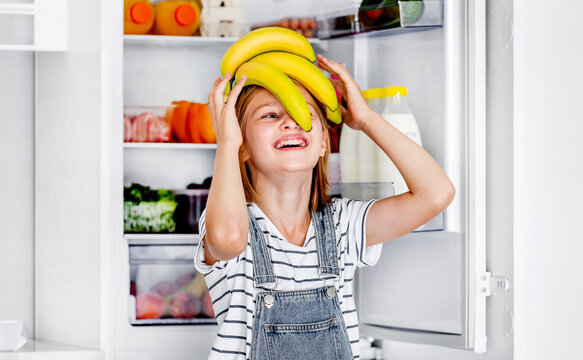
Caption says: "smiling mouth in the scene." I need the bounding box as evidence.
[274,138,308,149]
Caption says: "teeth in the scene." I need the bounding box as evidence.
[276,139,305,149]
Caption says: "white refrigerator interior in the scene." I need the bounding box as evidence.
[122,1,486,358]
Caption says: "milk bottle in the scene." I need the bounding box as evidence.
[339,124,360,183]
[339,88,383,184]
[358,88,385,183]
[376,86,423,195]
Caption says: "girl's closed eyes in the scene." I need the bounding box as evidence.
[261,112,279,119]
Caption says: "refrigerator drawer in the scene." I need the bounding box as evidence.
[128,242,215,325]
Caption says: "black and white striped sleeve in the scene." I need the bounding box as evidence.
[336,198,383,269]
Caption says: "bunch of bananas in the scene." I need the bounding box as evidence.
[220,27,342,132]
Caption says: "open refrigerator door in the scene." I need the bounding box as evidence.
[352,0,489,353]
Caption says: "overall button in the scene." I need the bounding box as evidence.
[325,287,336,299]
[264,294,274,308]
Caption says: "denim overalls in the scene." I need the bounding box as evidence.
[248,204,354,360]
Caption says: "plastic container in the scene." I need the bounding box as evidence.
[124,184,178,233]
[399,0,444,27]
[124,0,155,35]
[152,1,201,36]
[199,0,246,37]
[129,243,215,325]
[173,188,209,233]
[376,86,423,195]
[124,105,172,143]
[124,200,178,233]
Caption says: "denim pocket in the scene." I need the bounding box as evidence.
[264,317,346,360]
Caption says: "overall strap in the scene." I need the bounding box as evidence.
[248,207,278,289]
[312,203,340,278]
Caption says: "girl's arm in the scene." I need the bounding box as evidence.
[203,74,249,264]
[317,55,455,246]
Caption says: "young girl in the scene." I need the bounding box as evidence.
[195,55,455,360]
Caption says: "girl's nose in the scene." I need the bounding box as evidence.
[281,115,300,130]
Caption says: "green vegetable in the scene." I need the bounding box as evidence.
[123,183,177,233]
[124,183,176,203]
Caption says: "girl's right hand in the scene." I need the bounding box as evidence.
[207,73,247,149]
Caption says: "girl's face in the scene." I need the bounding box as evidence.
[242,86,328,176]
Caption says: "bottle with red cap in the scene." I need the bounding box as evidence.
[124,0,155,35]
[152,1,201,36]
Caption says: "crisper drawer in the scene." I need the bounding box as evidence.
[128,240,215,325]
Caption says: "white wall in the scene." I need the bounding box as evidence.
[0,51,35,337]
[35,0,103,348]
[513,0,583,359]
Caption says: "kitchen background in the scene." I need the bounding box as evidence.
[1,0,582,359]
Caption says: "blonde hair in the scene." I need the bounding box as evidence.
[235,84,332,212]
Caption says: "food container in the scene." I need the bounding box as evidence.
[129,242,215,325]
[251,17,317,38]
[398,0,443,27]
[199,0,247,37]
[124,200,178,233]
[124,105,172,143]
[315,8,358,39]
[124,184,178,233]
[173,188,209,234]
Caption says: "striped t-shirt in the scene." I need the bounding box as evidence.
[194,198,382,359]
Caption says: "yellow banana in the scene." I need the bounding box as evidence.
[221,27,316,93]
[247,51,339,114]
[326,106,343,124]
[234,62,312,132]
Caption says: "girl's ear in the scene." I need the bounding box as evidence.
[240,144,250,162]
[320,128,329,158]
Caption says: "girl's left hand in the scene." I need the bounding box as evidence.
[316,54,374,131]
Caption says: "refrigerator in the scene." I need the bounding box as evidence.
[0,0,515,359]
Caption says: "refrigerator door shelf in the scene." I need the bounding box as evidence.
[356,0,487,353]
[316,0,443,39]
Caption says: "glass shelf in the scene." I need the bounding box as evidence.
[124,142,217,150]
[124,34,238,47]
[124,34,323,47]
[331,182,444,232]
[125,233,199,245]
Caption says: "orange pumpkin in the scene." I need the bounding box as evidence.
[186,102,216,143]
[171,100,192,143]
[187,102,203,143]
[197,103,216,144]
